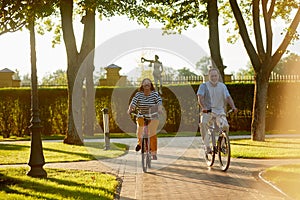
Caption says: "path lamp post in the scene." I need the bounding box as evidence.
[102,108,110,150]
[27,18,47,178]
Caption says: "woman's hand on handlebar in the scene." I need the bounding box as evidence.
[127,107,135,115]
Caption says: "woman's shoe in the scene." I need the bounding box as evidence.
[135,145,141,152]
[152,155,157,160]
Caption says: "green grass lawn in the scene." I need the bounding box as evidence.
[0,142,128,165]
[262,164,300,200]
[231,138,300,159]
[1,137,299,164]
[0,141,126,200]
[231,138,300,199]
[0,167,118,200]
[0,131,251,141]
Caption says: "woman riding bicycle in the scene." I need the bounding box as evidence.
[197,67,238,154]
[127,78,163,160]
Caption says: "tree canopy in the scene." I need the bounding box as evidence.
[0,0,58,35]
[229,0,300,141]
[273,53,300,75]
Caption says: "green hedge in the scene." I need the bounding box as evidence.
[0,88,68,137]
[1,83,300,137]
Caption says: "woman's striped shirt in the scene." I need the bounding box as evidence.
[130,91,162,116]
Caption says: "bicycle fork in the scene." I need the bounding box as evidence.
[208,125,218,154]
[142,122,151,154]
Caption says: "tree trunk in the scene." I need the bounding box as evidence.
[60,0,95,144]
[60,0,83,145]
[251,72,269,141]
[207,0,225,81]
[229,0,300,142]
[64,62,83,145]
[83,66,95,136]
[81,7,96,137]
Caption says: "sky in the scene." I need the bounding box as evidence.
[0,14,299,79]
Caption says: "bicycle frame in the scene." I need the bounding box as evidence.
[132,112,158,173]
[141,117,151,172]
[204,110,232,171]
[208,113,228,147]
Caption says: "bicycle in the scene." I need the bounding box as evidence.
[131,112,158,173]
[203,110,232,171]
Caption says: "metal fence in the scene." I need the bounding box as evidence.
[232,72,300,83]
[17,72,300,87]
[127,72,300,86]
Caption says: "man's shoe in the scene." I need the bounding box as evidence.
[152,155,157,160]
[135,145,141,152]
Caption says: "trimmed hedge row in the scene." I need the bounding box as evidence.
[0,83,300,137]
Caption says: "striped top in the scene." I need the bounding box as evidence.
[130,91,162,117]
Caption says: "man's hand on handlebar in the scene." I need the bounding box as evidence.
[232,107,238,114]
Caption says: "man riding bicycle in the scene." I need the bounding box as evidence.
[197,67,238,154]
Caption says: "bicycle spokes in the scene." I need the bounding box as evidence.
[204,132,215,167]
[203,131,231,171]
[218,132,231,171]
[220,137,228,153]
[141,137,151,173]
[142,138,148,172]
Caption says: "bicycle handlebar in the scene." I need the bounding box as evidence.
[227,109,233,114]
[131,112,159,119]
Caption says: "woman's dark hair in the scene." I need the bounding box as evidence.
[138,78,155,92]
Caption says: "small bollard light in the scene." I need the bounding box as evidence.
[102,108,110,150]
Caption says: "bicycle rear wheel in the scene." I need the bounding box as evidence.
[218,131,231,171]
[141,138,148,172]
[204,132,215,167]
[147,152,151,169]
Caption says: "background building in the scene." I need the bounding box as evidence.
[99,64,129,86]
[0,68,21,87]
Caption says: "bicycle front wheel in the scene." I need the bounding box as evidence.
[141,138,148,172]
[218,131,231,171]
[147,137,151,169]
[204,132,215,167]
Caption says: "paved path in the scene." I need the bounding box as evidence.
[2,136,300,200]
[45,136,299,200]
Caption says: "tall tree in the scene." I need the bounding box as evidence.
[59,0,151,144]
[59,0,96,144]
[139,0,226,80]
[0,0,57,177]
[207,0,225,79]
[229,0,300,141]
[0,1,27,35]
